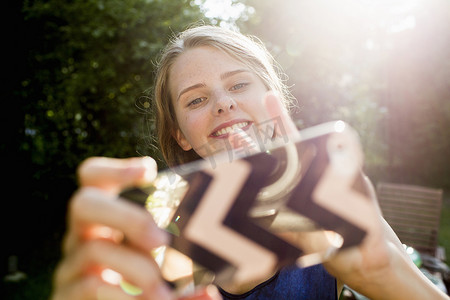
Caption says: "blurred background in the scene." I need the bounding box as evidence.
[3,0,450,298]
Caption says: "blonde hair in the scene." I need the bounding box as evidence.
[153,25,293,167]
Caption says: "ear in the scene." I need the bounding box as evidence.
[174,129,193,151]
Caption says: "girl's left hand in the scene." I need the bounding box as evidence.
[260,91,447,299]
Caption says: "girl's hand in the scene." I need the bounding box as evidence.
[262,91,448,299]
[51,156,222,300]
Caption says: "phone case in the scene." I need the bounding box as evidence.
[120,121,372,293]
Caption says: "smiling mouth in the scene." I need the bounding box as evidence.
[211,121,251,137]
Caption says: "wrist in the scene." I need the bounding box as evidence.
[346,242,448,299]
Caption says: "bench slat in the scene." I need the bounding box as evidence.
[376,182,443,257]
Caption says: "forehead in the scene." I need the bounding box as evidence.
[174,45,243,70]
[169,46,247,88]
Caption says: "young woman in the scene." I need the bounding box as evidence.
[51,25,449,300]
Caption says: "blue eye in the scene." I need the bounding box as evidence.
[187,97,206,107]
[230,82,249,91]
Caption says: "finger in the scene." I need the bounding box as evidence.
[52,274,138,300]
[263,92,300,140]
[51,274,103,300]
[96,284,140,300]
[56,239,173,300]
[64,187,168,254]
[77,156,157,194]
[53,271,165,300]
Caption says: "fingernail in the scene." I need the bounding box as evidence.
[124,157,157,185]
[141,156,157,183]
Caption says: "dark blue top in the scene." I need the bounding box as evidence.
[218,264,337,300]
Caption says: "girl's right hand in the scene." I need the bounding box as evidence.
[50,156,221,300]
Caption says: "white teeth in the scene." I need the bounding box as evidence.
[213,122,248,136]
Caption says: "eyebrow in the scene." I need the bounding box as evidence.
[220,69,250,80]
[177,83,206,101]
[177,69,250,101]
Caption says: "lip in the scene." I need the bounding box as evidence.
[209,119,253,138]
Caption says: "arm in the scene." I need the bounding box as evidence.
[263,93,448,299]
[324,175,449,299]
[328,222,449,300]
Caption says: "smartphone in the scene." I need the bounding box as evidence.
[120,120,370,293]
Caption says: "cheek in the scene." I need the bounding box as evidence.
[240,95,270,123]
[179,110,209,142]
[240,84,268,109]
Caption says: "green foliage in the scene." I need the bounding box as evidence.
[6,2,206,299]
[19,0,206,174]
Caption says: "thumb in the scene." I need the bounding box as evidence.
[77,156,157,194]
[263,92,300,141]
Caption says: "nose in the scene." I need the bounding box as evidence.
[214,93,236,115]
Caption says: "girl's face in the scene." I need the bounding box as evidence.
[169,46,273,158]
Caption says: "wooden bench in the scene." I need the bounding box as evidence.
[376,182,444,258]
